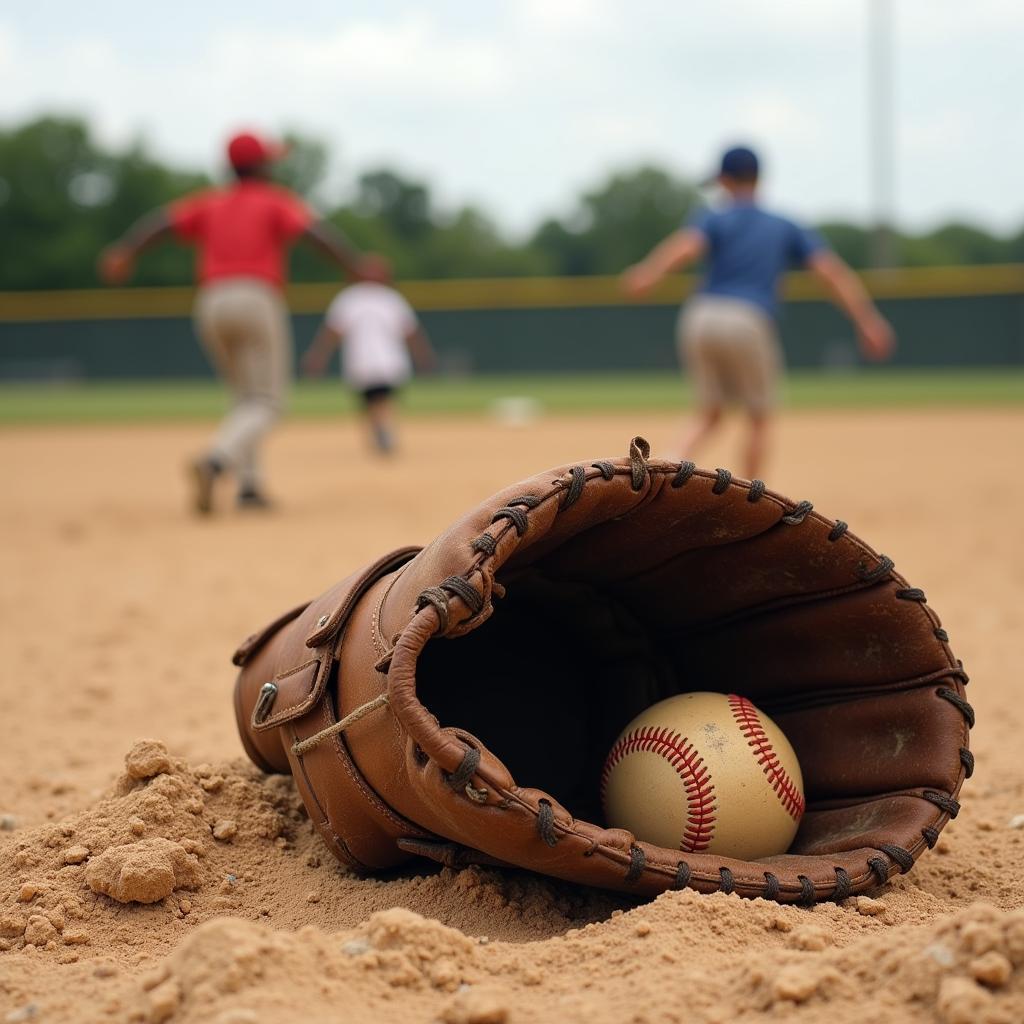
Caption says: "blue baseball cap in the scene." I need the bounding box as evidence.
[704,145,760,184]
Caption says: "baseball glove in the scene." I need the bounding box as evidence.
[233,437,972,905]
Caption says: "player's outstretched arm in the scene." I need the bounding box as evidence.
[405,325,437,374]
[807,250,895,361]
[301,324,343,378]
[621,228,707,298]
[98,209,174,285]
[302,222,365,280]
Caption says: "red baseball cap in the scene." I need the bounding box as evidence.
[226,132,288,170]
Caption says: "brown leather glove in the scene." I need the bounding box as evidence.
[233,437,972,905]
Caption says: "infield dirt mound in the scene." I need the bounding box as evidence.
[129,900,1024,1024]
[2,410,1023,1022]
[2,741,1022,1024]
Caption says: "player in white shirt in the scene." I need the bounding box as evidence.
[302,254,436,454]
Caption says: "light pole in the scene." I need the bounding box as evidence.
[868,0,896,267]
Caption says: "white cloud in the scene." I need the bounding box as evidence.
[737,95,823,144]
[0,23,14,64]
[215,16,504,101]
[512,0,614,36]
[724,0,862,36]
[0,3,1021,235]
[900,0,1024,39]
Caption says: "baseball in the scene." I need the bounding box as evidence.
[601,692,805,861]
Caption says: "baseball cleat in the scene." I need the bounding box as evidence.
[237,488,273,511]
[190,457,222,515]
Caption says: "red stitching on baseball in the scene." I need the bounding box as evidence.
[727,694,805,820]
[601,726,717,853]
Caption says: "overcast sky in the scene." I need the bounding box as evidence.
[1,1,1020,236]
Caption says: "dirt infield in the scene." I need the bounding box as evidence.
[2,408,1023,1022]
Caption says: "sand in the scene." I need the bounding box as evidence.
[1,408,1023,1023]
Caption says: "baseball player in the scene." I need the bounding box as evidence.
[301,254,436,455]
[99,131,365,513]
[622,145,894,477]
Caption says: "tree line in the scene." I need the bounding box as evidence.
[2,115,1022,291]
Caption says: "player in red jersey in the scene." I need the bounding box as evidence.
[100,132,365,513]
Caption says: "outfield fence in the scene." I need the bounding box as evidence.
[1,265,1021,380]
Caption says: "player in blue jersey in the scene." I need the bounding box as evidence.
[622,146,894,477]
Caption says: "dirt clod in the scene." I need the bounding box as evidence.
[85,838,201,904]
[970,951,1013,988]
[440,988,509,1024]
[23,915,58,947]
[211,820,237,842]
[124,739,173,781]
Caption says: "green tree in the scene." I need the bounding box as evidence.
[1007,226,1024,263]
[531,165,699,275]
[273,132,330,201]
[901,223,1012,267]
[103,142,210,286]
[0,116,207,288]
[0,117,112,288]
[423,206,551,278]
[818,222,872,269]
[578,165,699,272]
[0,113,1022,289]
[355,169,433,242]
[531,218,593,276]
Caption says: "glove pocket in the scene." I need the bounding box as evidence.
[773,683,969,803]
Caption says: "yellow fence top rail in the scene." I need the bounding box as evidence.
[0,264,1021,322]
